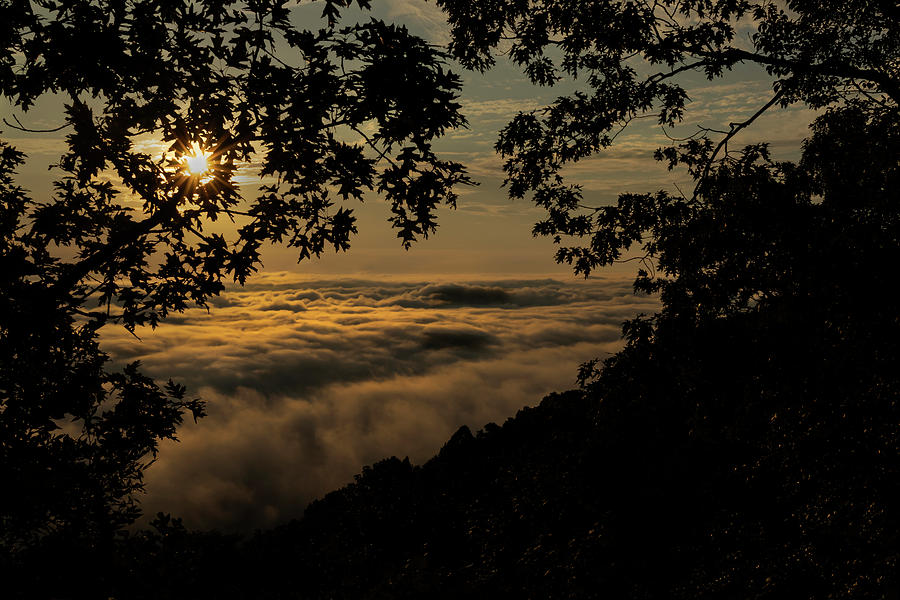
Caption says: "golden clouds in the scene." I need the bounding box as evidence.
[99,274,658,530]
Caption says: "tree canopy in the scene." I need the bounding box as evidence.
[1,0,471,577]
[438,0,899,276]
[425,0,899,596]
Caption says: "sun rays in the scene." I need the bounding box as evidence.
[184,141,212,177]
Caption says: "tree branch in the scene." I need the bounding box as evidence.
[695,89,785,198]
[3,115,71,133]
[699,47,900,104]
[52,203,175,300]
[647,60,709,84]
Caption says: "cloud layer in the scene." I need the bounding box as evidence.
[99,273,658,531]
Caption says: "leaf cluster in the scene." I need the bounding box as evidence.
[438,0,898,278]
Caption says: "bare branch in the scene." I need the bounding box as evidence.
[646,60,709,84]
[697,47,900,105]
[695,90,785,198]
[3,115,71,133]
[351,125,399,170]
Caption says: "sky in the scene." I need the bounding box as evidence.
[3,0,819,531]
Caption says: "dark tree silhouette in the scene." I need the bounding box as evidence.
[408,0,899,596]
[0,0,470,588]
[438,0,899,275]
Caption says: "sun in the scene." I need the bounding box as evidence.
[183,141,212,176]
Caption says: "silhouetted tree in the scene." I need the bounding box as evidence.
[583,105,900,597]
[424,1,900,596]
[0,0,470,591]
[437,0,898,275]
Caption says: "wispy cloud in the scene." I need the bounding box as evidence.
[382,0,453,44]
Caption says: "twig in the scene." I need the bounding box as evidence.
[351,125,399,170]
[3,115,71,133]
[695,89,785,198]
[646,60,708,85]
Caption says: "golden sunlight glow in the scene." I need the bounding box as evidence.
[184,141,212,176]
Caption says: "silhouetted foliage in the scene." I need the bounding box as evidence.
[438,0,899,275]
[427,0,898,594]
[1,0,470,591]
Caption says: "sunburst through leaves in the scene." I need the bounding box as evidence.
[183,141,212,177]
